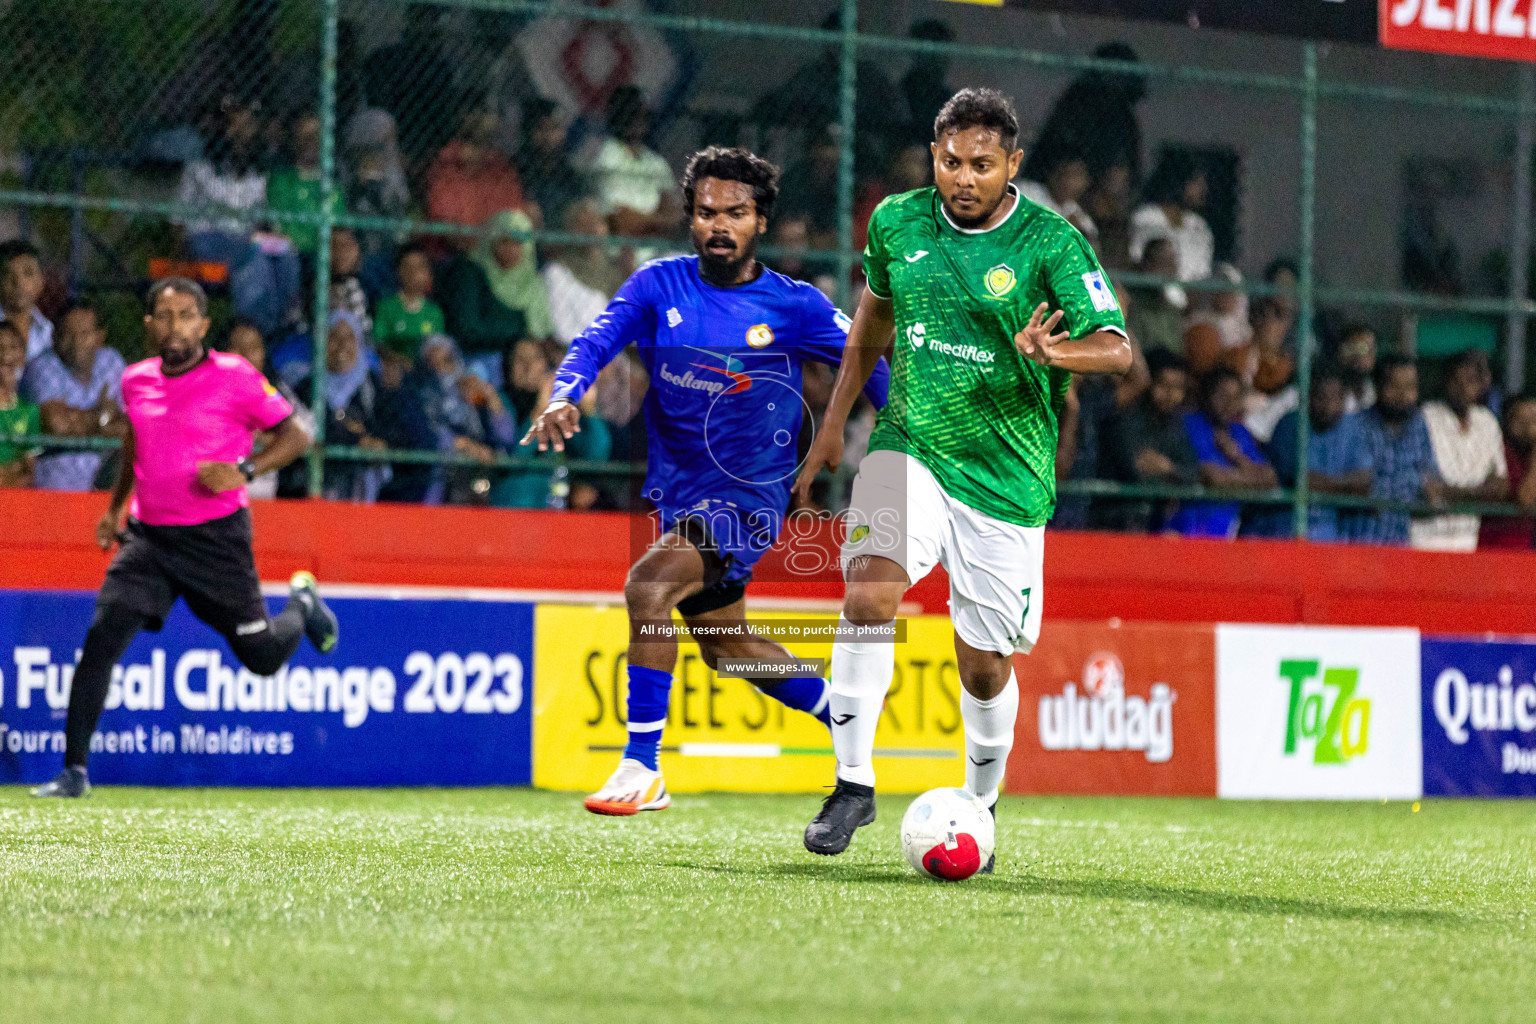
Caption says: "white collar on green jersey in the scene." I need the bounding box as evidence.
[940,184,1022,235]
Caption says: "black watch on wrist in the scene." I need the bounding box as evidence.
[237,457,258,482]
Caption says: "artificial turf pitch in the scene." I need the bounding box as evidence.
[1,789,1533,1023]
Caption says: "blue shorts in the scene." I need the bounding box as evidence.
[660,499,781,614]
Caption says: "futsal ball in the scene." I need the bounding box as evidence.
[900,787,995,881]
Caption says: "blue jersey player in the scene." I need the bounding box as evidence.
[523,147,888,816]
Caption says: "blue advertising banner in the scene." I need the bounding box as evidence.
[1422,636,1536,797]
[0,590,533,786]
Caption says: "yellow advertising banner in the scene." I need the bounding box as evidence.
[533,604,969,793]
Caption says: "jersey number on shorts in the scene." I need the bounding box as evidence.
[1019,587,1032,635]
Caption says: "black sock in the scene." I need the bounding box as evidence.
[64,604,149,769]
[225,597,306,676]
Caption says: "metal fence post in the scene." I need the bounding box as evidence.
[1507,66,1534,396]
[307,0,340,498]
[1293,43,1318,540]
[834,0,857,314]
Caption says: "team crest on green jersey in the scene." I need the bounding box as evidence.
[984,263,1016,298]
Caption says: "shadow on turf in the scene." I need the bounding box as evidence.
[661,861,1466,925]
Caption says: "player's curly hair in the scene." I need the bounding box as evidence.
[681,147,780,220]
[933,88,1020,152]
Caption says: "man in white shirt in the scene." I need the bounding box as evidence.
[1413,350,1510,551]
[1018,149,1098,244]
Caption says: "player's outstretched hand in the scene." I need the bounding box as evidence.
[95,508,122,551]
[520,400,581,453]
[196,461,247,494]
[1014,302,1070,366]
[794,425,843,505]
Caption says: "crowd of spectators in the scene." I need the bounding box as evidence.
[2,10,1535,551]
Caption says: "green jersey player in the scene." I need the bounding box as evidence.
[795,88,1131,870]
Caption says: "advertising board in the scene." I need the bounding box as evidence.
[0,590,534,786]
[1216,624,1422,800]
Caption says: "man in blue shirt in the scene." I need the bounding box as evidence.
[523,147,889,816]
[1168,366,1277,538]
[21,302,128,490]
[1268,363,1372,541]
[1348,354,1442,545]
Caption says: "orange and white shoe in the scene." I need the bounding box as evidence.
[583,758,671,816]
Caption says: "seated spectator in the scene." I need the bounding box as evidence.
[515,98,588,232]
[223,317,316,499]
[1102,349,1199,532]
[177,95,301,336]
[0,239,53,360]
[0,321,39,487]
[266,111,344,260]
[1348,355,1441,545]
[269,307,381,389]
[439,210,555,383]
[412,334,516,504]
[282,310,388,501]
[374,245,445,361]
[344,107,412,222]
[425,108,528,250]
[1124,237,1185,355]
[1130,151,1214,283]
[1053,343,1148,530]
[1267,364,1372,542]
[20,302,127,491]
[370,347,440,505]
[1018,146,1098,244]
[778,128,841,251]
[1182,264,1249,377]
[327,227,371,334]
[542,199,629,346]
[1239,297,1300,443]
[343,106,413,286]
[1412,349,1509,551]
[1481,393,1536,549]
[1167,366,1277,538]
[589,86,681,242]
[1336,322,1378,413]
[490,337,609,509]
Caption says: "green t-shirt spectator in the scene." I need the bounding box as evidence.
[0,397,40,467]
[266,167,344,254]
[375,293,447,360]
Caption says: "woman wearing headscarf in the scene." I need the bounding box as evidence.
[343,107,414,297]
[282,309,390,501]
[437,208,556,384]
[412,333,518,504]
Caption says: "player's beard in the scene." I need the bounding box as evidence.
[942,189,1006,230]
[697,233,757,286]
[160,336,204,374]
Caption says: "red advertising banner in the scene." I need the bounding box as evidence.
[1008,621,1217,796]
[1381,0,1536,62]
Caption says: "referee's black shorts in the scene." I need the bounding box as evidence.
[98,508,268,636]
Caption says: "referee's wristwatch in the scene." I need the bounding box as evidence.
[237,457,258,482]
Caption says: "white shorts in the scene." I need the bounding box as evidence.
[841,450,1045,655]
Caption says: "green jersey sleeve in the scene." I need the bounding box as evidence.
[1043,229,1127,340]
[862,199,895,299]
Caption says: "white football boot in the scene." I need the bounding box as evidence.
[583,758,671,816]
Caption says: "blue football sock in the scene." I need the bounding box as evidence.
[623,664,673,771]
[758,676,833,727]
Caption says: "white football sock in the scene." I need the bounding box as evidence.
[961,673,1019,806]
[829,615,896,788]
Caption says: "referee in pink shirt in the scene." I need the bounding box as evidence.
[33,278,338,798]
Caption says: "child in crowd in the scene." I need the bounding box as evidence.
[374,245,445,361]
[0,320,40,487]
